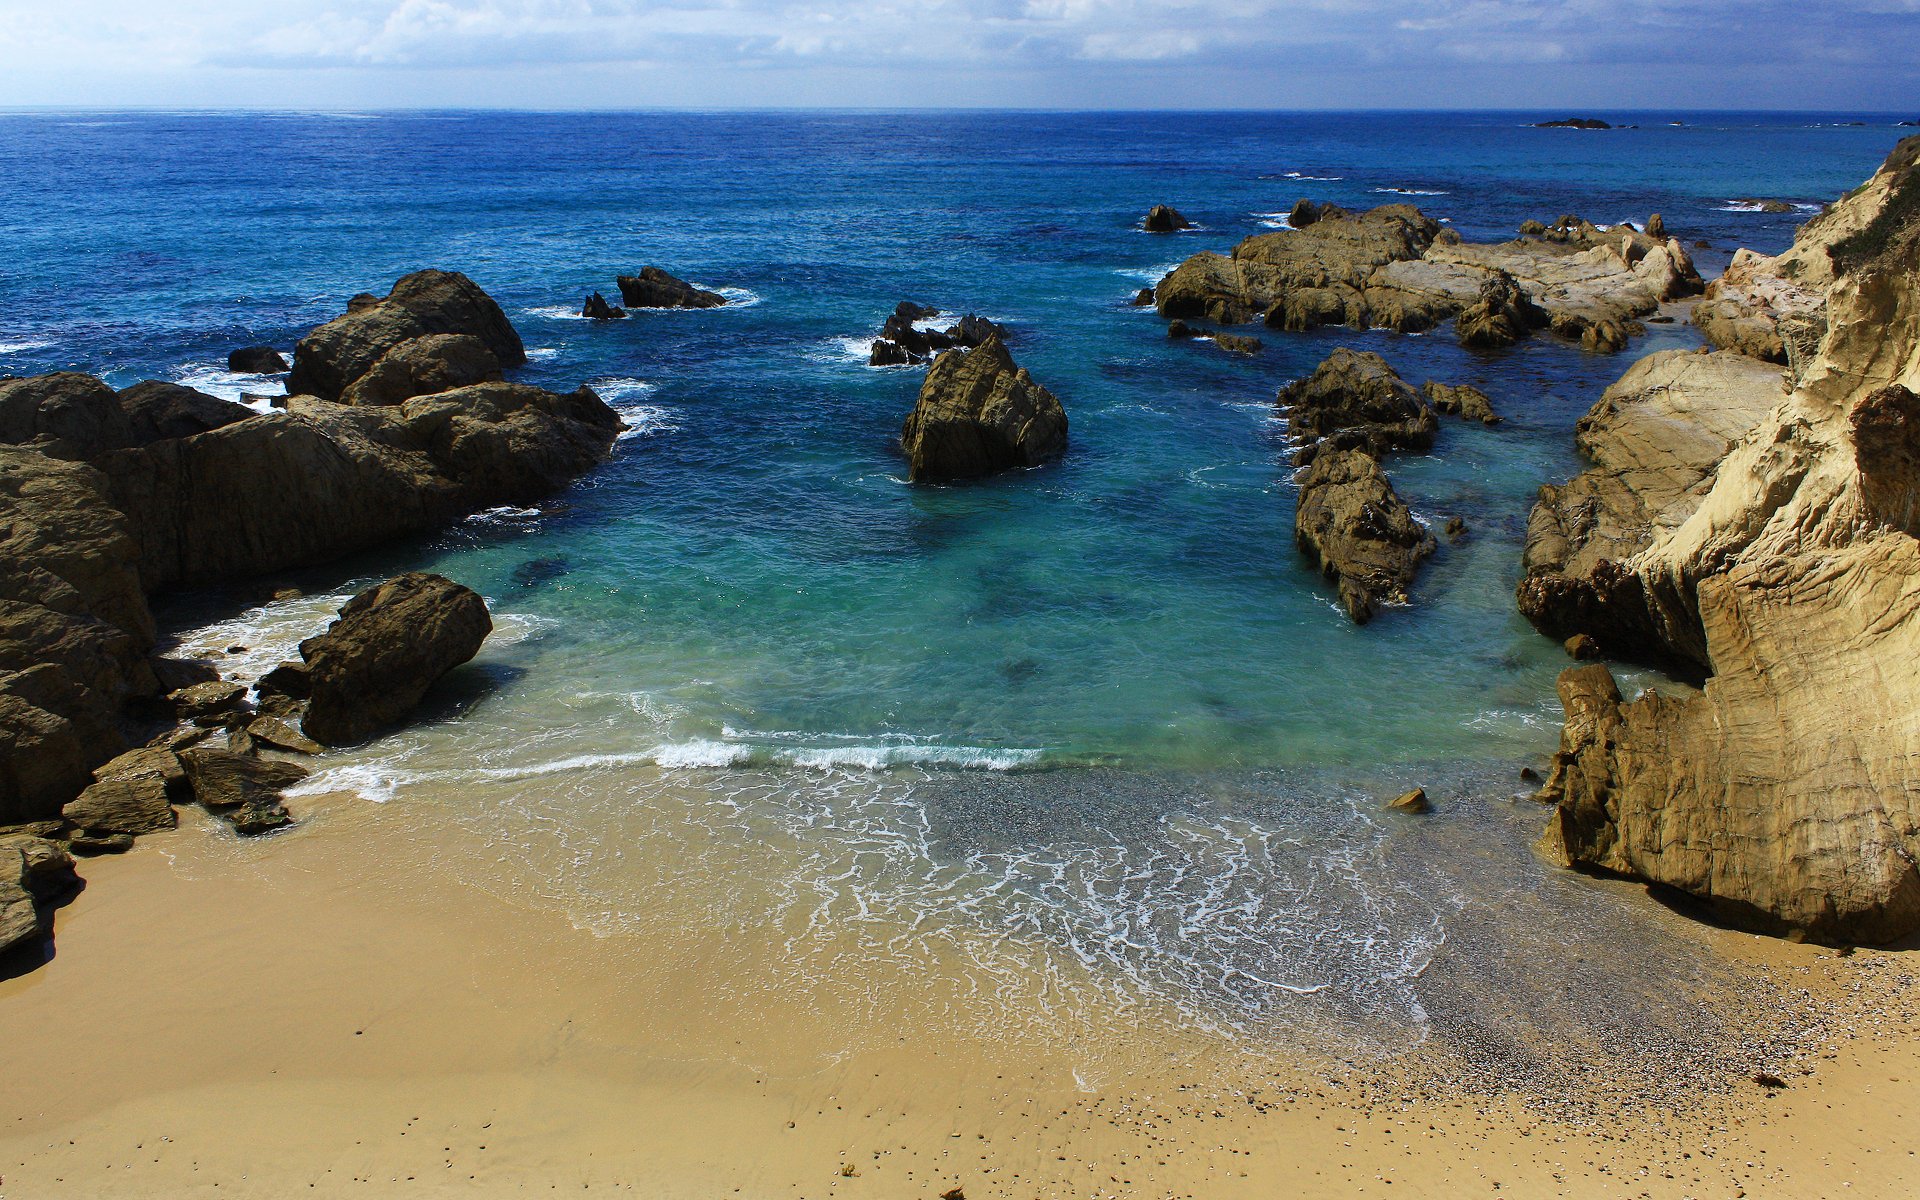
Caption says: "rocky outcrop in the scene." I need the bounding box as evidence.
[1157,204,1699,353]
[1536,118,1611,130]
[1277,348,1437,464]
[901,334,1067,482]
[180,747,306,835]
[299,573,492,747]
[0,271,619,840]
[1527,135,1920,943]
[615,267,726,310]
[287,270,526,402]
[1143,205,1191,232]
[338,333,502,406]
[227,346,288,374]
[1295,447,1435,623]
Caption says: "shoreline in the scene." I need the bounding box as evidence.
[4,779,1916,1198]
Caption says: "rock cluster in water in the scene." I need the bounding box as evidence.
[1523,135,1920,944]
[615,266,726,310]
[868,302,1005,366]
[0,271,620,959]
[1155,203,1700,353]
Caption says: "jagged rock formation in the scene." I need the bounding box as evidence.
[868,303,1004,366]
[581,292,627,320]
[900,334,1066,482]
[1525,135,1920,943]
[1278,347,1438,464]
[1295,447,1435,623]
[300,573,492,747]
[1156,204,1700,352]
[615,267,726,310]
[1422,382,1500,424]
[0,272,619,844]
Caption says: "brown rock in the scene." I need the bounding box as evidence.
[1295,447,1435,623]
[1454,271,1546,349]
[288,270,527,402]
[1278,348,1438,463]
[227,346,289,373]
[1143,205,1191,233]
[170,680,250,725]
[900,335,1068,483]
[180,747,308,811]
[246,716,324,755]
[1386,787,1430,814]
[338,334,503,406]
[0,833,78,955]
[1422,382,1500,424]
[300,573,492,746]
[0,373,138,461]
[116,382,254,444]
[1564,633,1601,660]
[1213,334,1263,355]
[62,775,175,836]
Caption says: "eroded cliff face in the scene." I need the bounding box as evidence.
[1528,136,1920,943]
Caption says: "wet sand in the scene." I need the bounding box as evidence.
[2,788,1917,1199]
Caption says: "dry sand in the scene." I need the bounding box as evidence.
[2,787,1916,1199]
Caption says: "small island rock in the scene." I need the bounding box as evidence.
[901,334,1067,483]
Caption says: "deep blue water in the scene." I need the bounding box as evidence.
[2,112,1908,1041]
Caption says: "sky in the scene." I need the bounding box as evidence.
[1,0,1917,110]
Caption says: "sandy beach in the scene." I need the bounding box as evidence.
[4,782,1916,1200]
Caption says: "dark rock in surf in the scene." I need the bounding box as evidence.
[227,346,289,374]
[615,267,726,310]
[581,292,627,320]
[1143,205,1192,232]
[299,572,492,747]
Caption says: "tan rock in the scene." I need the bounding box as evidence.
[1386,787,1430,813]
[1295,448,1434,624]
[900,334,1067,483]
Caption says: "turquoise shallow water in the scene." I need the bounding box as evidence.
[4,110,1909,1050]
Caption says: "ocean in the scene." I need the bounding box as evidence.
[1,109,1907,1071]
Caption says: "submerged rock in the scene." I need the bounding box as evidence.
[900,334,1067,483]
[1294,447,1434,624]
[1386,787,1431,813]
[615,267,726,310]
[299,572,492,747]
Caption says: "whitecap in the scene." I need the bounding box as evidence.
[524,305,590,321]
[464,504,544,526]
[1372,187,1449,197]
[1116,262,1185,285]
[0,338,55,354]
[525,347,560,362]
[615,403,681,440]
[711,286,762,307]
[588,376,657,402]
[1282,171,1342,181]
[1253,211,1295,230]
[168,363,288,409]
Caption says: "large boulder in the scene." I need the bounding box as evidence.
[288,270,527,402]
[1527,135,1920,942]
[615,267,726,310]
[0,373,138,460]
[62,774,175,836]
[1422,382,1500,424]
[900,334,1068,483]
[116,382,254,444]
[1295,448,1434,624]
[1453,270,1547,349]
[1143,205,1192,232]
[1277,348,1438,463]
[299,573,492,747]
[338,334,503,406]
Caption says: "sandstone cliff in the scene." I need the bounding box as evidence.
[1526,135,1920,943]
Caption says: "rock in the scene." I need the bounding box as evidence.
[68,831,133,854]
[223,798,295,836]
[1166,319,1197,339]
[1519,766,1542,783]
[1143,205,1192,233]
[299,573,492,747]
[1289,199,1327,229]
[1295,447,1435,623]
[116,382,253,444]
[256,660,311,709]
[151,656,220,694]
[92,746,187,792]
[1454,271,1547,349]
[338,334,503,406]
[1564,633,1600,660]
[226,725,256,756]
[1131,287,1155,307]
[1530,136,1920,943]
[62,775,174,836]
[179,746,308,811]
[1213,334,1263,355]
[1535,118,1612,130]
[1278,348,1438,463]
[246,716,324,755]
[288,270,527,402]
[615,267,726,310]
[869,340,913,367]
[900,335,1068,484]
[1386,787,1430,813]
[1646,214,1666,239]
[0,833,77,955]
[868,305,1005,365]
[1422,382,1500,424]
[0,373,138,460]
[1735,198,1799,214]
[581,292,627,320]
[227,346,288,374]
[169,680,249,725]
[1519,219,1547,237]
[1444,515,1468,541]
[1516,350,1787,662]
[1155,203,1697,353]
